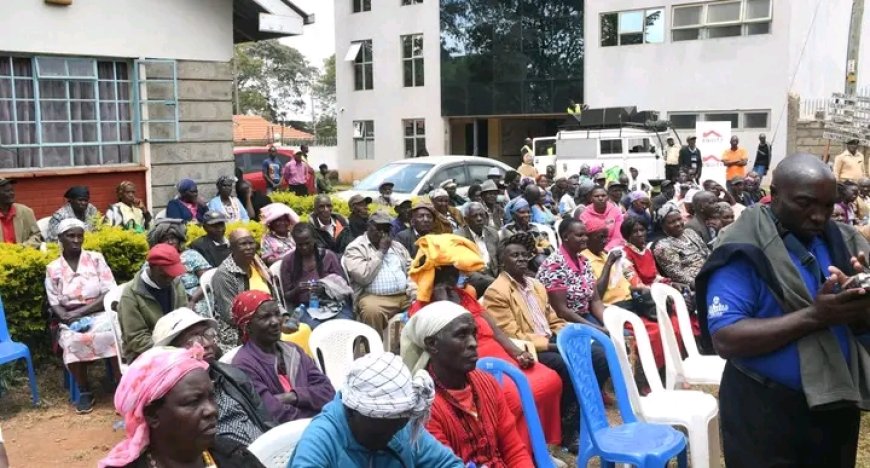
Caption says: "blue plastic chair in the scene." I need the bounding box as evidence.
[63,359,114,404]
[477,357,555,468]
[0,294,39,405]
[557,324,687,468]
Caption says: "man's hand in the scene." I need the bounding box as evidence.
[515,351,535,369]
[811,268,870,326]
[606,250,623,265]
[379,236,392,253]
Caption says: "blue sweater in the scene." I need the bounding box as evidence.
[289,397,463,468]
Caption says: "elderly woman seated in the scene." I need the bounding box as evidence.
[279,223,353,328]
[106,181,151,232]
[499,197,554,272]
[165,178,208,224]
[207,175,250,222]
[47,186,99,241]
[99,346,265,468]
[290,352,463,467]
[45,219,121,414]
[259,202,300,266]
[401,303,534,468]
[230,291,334,423]
[653,204,711,291]
[408,234,565,449]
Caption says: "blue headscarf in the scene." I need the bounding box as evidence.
[177,178,196,193]
[504,197,531,223]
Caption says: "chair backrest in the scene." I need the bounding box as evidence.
[36,217,50,239]
[268,259,286,310]
[103,283,126,314]
[199,269,217,318]
[603,306,665,407]
[154,209,167,220]
[106,283,131,370]
[557,324,638,437]
[219,345,241,364]
[248,418,311,468]
[477,357,555,468]
[650,284,692,390]
[0,294,10,343]
[650,283,700,358]
[308,319,384,387]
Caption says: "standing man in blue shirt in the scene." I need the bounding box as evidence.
[261,146,282,193]
[697,153,870,467]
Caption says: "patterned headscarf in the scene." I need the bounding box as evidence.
[146,218,187,248]
[56,218,87,237]
[231,290,274,342]
[98,345,209,468]
[342,352,435,444]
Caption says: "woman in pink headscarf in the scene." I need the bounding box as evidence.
[580,186,624,250]
[99,346,265,468]
[259,203,300,266]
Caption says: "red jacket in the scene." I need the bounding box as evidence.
[427,370,534,468]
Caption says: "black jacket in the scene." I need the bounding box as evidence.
[395,228,421,258]
[122,436,265,468]
[311,214,349,253]
[211,361,277,440]
[189,236,231,268]
[336,214,367,254]
[678,146,702,169]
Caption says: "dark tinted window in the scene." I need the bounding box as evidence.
[440,0,584,116]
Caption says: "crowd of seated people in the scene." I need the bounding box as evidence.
[13,151,870,468]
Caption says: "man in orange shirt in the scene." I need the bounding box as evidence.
[722,136,748,180]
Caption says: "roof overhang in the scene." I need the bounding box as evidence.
[234,0,314,43]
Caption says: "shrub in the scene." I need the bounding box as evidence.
[187,220,267,244]
[0,243,52,355]
[84,224,149,283]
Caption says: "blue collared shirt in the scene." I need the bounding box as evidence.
[706,236,852,390]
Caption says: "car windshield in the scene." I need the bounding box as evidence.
[355,162,435,193]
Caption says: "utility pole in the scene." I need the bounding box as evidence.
[845,0,865,95]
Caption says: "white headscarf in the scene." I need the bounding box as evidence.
[400,301,470,373]
[56,218,87,237]
[342,352,435,444]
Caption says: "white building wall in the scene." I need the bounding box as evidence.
[585,0,869,168]
[334,0,444,180]
[0,0,234,62]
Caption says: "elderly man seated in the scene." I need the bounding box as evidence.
[212,228,279,349]
[402,303,534,467]
[455,201,500,296]
[396,200,436,258]
[230,291,334,424]
[118,243,188,362]
[0,178,41,246]
[290,352,463,468]
[152,307,276,445]
[343,211,413,333]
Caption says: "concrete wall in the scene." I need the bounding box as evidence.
[334,0,446,177]
[149,61,235,210]
[0,0,234,62]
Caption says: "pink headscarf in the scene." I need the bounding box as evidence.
[580,202,624,249]
[99,346,209,468]
[260,202,300,227]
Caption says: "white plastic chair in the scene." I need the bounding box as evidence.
[308,319,384,388]
[531,222,559,248]
[219,345,241,364]
[37,217,50,239]
[650,283,726,389]
[268,259,286,310]
[104,283,129,374]
[604,306,721,468]
[248,418,311,468]
[199,269,217,318]
[154,209,167,220]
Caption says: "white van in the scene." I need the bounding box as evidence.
[534,126,675,180]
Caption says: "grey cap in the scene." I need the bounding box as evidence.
[369,210,393,225]
[202,210,228,225]
[479,179,499,192]
[348,194,373,207]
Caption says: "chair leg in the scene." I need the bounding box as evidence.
[65,368,80,404]
[688,421,712,468]
[23,354,40,405]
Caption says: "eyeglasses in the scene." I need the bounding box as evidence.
[182,328,218,347]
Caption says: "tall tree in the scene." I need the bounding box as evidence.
[233,40,316,118]
[312,55,337,140]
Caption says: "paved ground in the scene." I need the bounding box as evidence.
[1,363,869,467]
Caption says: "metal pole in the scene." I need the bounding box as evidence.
[845,0,865,95]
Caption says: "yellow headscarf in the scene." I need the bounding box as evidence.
[409,234,485,302]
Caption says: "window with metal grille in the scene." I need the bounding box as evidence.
[672,0,772,42]
[353,120,375,160]
[403,119,425,158]
[402,34,424,87]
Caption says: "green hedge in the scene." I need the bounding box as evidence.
[0,194,350,360]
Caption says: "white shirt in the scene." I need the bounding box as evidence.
[468,228,490,266]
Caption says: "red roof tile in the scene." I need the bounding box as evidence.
[233,115,314,144]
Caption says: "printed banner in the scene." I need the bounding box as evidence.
[696,121,731,187]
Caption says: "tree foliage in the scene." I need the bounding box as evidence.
[234,40,316,119]
[312,55,337,140]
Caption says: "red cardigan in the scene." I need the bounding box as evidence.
[427,370,534,468]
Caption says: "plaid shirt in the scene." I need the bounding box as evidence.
[366,248,409,296]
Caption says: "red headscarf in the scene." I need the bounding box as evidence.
[231,290,274,342]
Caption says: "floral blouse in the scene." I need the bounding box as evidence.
[535,246,597,317]
[652,228,711,286]
[260,233,296,265]
[45,250,117,309]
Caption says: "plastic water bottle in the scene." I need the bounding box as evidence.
[69,316,93,333]
[308,280,320,316]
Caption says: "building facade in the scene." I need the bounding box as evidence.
[335,0,869,178]
[0,0,311,216]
